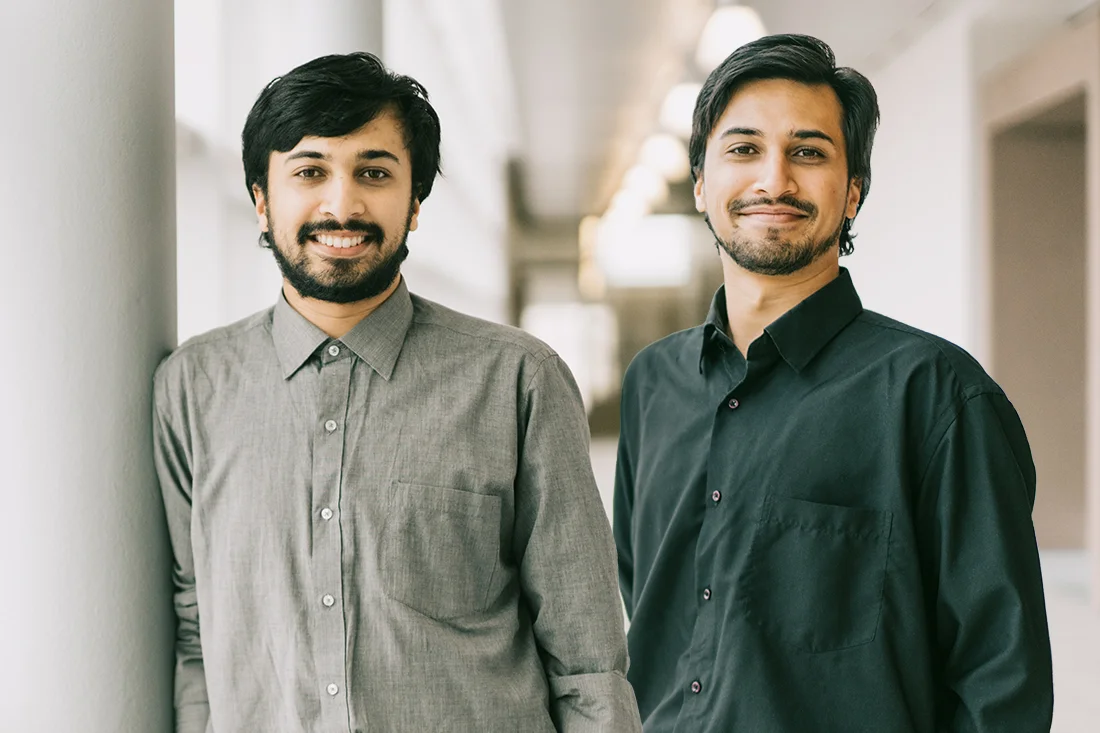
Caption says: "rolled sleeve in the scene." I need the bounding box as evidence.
[513,354,642,732]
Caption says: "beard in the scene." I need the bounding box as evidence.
[263,203,414,304]
[708,194,844,276]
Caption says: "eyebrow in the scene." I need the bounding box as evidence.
[719,127,837,146]
[284,148,402,164]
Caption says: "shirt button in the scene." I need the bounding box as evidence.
[320,507,333,520]
[327,683,339,696]
[327,344,340,357]
[728,398,740,409]
[691,680,702,694]
[702,587,712,601]
[712,490,722,504]
[322,594,335,607]
[324,419,337,433]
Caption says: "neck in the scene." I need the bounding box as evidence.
[282,275,402,339]
[720,254,839,356]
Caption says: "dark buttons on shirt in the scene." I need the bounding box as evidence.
[702,587,712,601]
[711,490,722,504]
[691,680,702,694]
[728,398,740,410]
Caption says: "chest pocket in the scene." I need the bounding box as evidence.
[738,494,892,653]
[379,482,502,619]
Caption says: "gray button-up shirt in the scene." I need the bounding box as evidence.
[153,279,640,733]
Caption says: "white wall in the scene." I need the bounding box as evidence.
[846,4,978,353]
[383,0,518,323]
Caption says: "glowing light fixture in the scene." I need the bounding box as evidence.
[695,5,767,73]
[605,188,651,221]
[622,164,669,207]
[595,214,695,288]
[659,82,702,139]
[638,133,691,183]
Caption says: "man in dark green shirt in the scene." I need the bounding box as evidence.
[613,34,1053,732]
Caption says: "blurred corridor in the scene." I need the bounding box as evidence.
[4,0,1100,730]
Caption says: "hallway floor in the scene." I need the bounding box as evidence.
[589,438,1100,731]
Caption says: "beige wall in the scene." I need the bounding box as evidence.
[991,119,1087,548]
[981,9,1100,601]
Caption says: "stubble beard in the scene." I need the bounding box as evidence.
[713,215,844,277]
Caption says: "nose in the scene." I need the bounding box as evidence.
[319,174,367,222]
[753,150,797,199]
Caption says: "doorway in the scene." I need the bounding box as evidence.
[989,91,1088,550]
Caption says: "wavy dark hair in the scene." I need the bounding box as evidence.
[689,34,879,255]
[242,52,442,204]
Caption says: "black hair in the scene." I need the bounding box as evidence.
[242,52,442,204]
[689,34,879,255]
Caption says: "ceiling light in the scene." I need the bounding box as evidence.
[659,82,702,139]
[638,133,691,183]
[622,165,670,206]
[605,188,651,221]
[695,6,767,73]
[596,215,695,288]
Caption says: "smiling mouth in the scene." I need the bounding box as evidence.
[312,234,369,249]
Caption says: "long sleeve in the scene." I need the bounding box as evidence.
[612,367,636,620]
[916,391,1053,731]
[513,354,642,732]
[152,368,210,733]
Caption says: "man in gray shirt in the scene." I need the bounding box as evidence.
[153,52,640,733]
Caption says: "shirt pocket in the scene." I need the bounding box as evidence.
[738,493,892,653]
[379,481,502,619]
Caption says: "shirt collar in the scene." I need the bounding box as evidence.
[699,267,863,373]
[271,277,415,380]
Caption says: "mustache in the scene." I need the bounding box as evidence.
[297,219,385,245]
[728,194,817,216]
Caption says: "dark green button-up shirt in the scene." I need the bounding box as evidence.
[614,268,1053,732]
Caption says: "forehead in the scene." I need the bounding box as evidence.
[710,78,845,141]
[279,109,408,161]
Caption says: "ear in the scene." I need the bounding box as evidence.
[252,184,270,233]
[409,198,421,232]
[845,178,862,220]
[693,175,707,214]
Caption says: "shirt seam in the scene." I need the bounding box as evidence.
[413,316,555,363]
[913,390,1010,498]
[159,311,272,373]
[854,314,988,390]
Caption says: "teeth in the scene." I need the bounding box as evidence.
[316,235,366,249]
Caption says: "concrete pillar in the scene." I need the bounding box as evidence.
[0,1,177,731]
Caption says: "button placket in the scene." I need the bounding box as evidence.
[312,355,351,721]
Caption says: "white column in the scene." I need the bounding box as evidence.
[0,2,177,731]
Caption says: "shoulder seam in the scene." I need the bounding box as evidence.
[412,315,554,360]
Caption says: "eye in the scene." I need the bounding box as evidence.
[360,168,390,180]
[793,148,825,159]
[727,144,757,156]
[294,167,324,179]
